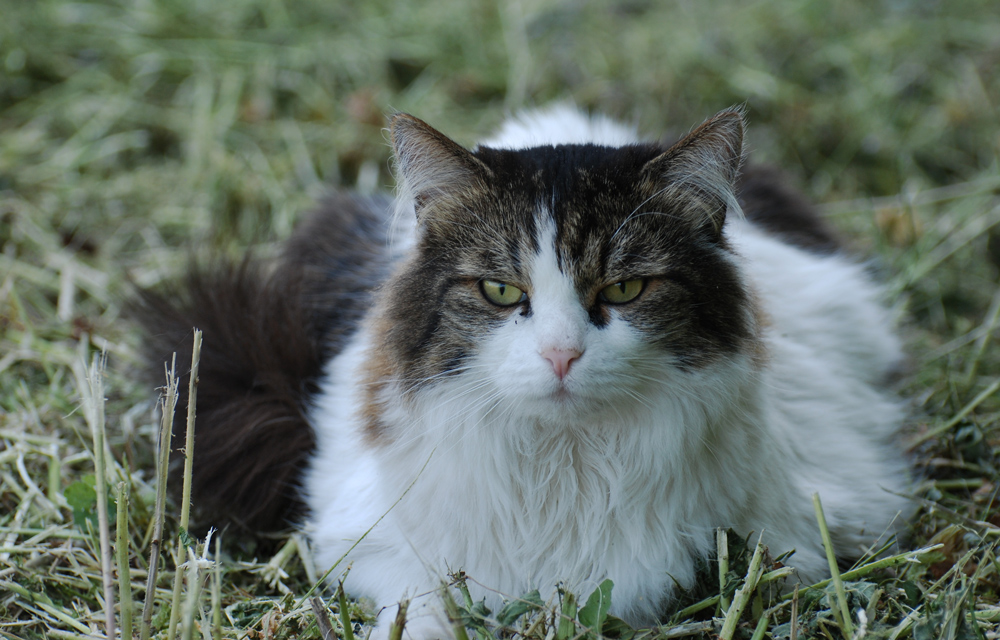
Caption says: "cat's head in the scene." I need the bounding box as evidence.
[365,110,761,433]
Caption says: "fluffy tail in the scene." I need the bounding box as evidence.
[132,193,392,533]
[738,165,841,253]
[134,258,321,532]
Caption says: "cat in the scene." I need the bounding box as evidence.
[136,105,912,639]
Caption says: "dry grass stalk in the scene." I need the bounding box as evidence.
[179,329,203,531]
[389,598,409,640]
[813,493,853,638]
[309,597,336,640]
[141,354,180,640]
[169,329,203,640]
[167,543,185,640]
[718,534,765,640]
[716,528,730,613]
[181,546,204,640]
[115,480,133,640]
[74,350,116,640]
[212,536,223,640]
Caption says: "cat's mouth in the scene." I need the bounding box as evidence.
[548,378,594,406]
[551,385,573,401]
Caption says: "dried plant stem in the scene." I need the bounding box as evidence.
[658,621,715,638]
[77,350,116,640]
[293,534,319,589]
[179,329,202,531]
[790,586,799,640]
[181,547,204,640]
[47,631,107,640]
[813,493,853,639]
[169,329,202,640]
[716,528,730,613]
[719,533,765,640]
[47,443,60,505]
[388,599,408,640]
[310,597,336,640]
[141,354,179,640]
[556,591,576,640]
[116,481,133,640]
[167,542,185,640]
[212,536,223,640]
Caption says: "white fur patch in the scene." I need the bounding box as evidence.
[478,103,640,149]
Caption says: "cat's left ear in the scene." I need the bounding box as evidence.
[390,113,490,221]
[641,108,745,235]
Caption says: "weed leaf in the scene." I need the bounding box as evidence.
[600,615,635,640]
[65,475,116,529]
[578,579,613,637]
[496,589,543,627]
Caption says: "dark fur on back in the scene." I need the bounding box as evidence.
[132,193,392,533]
[738,166,841,252]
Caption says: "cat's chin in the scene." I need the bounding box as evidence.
[508,382,635,421]
[551,386,573,401]
[536,385,581,412]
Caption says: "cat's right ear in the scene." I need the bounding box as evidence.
[641,108,745,236]
[390,114,489,220]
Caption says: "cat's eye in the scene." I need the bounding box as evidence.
[480,279,527,306]
[599,279,644,304]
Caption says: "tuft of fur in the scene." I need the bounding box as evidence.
[132,193,393,532]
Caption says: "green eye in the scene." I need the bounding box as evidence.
[599,279,644,304]
[480,279,527,306]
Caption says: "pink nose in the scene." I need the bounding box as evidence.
[541,347,583,380]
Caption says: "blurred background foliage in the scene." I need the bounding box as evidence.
[2,0,997,245]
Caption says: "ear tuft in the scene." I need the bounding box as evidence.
[390,114,487,219]
[642,108,746,234]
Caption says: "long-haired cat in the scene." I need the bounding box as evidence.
[137,105,911,638]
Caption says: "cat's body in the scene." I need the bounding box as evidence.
[138,106,910,638]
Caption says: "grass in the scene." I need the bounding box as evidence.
[1,0,999,637]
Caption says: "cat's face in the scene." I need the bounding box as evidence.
[369,112,759,426]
